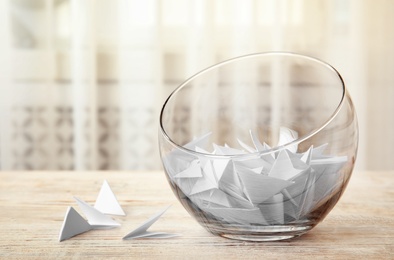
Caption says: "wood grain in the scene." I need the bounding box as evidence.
[0,171,393,259]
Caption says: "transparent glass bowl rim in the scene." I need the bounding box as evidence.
[159,51,347,159]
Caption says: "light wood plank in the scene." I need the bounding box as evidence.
[0,171,393,259]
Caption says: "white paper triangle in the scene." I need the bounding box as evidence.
[312,172,340,206]
[74,197,120,228]
[174,177,198,196]
[190,189,233,207]
[249,130,265,151]
[195,146,211,167]
[263,142,272,150]
[269,150,304,180]
[195,146,210,154]
[311,156,348,166]
[94,180,126,216]
[203,161,218,184]
[124,231,179,239]
[235,158,271,173]
[258,193,285,224]
[184,132,212,150]
[237,138,256,153]
[218,162,248,202]
[311,143,329,158]
[212,144,225,155]
[282,189,299,207]
[123,206,178,240]
[189,174,217,195]
[174,160,202,178]
[237,167,294,204]
[170,157,202,195]
[281,169,314,220]
[298,174,316,218]
[213,144,246,155]
[261,143,276,163]
[250,166,264,174]
[212,159,230,180]
[59,207,92,242]
[310,156,347,176]
[287,150,310,170]
[162,154,191,177]
[301,146,313,164]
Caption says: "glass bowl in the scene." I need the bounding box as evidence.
[158,52,358,241]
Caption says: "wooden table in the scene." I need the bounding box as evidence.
[0,171,393,259]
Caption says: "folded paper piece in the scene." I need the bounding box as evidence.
[164,127,348,226]
[74,197,121,228]
[184,132,212,150]
[175,160,202,178]
[59,207,92,242]
[123,206,179,240]
[59,180,124,241]
[94,180,126,216]
[237,167,294,204]
[237,138,256,153]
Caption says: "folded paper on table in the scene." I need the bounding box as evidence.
[60,184,178,241]
[59,207,92,242]
[123,206,179,240]
[94,180,126,216]
[74,197,120,228]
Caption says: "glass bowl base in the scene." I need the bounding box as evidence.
[208,224,313,242]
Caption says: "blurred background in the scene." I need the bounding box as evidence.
[0,0,392,171]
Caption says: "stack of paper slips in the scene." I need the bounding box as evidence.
[163,127,348,225]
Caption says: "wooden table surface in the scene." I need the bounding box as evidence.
[0,170,393,259]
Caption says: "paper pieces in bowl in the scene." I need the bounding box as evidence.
[59,180,177,242]
[163,127,348,226]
